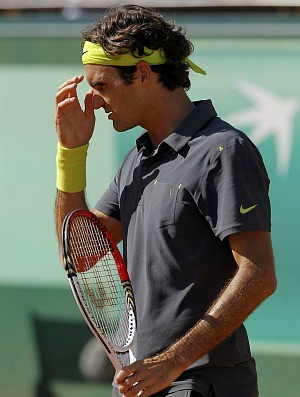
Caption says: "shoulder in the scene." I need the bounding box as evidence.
[199,116,250,146]
[193,117,262,164]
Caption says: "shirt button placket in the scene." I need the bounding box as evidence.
[141,161,149,194]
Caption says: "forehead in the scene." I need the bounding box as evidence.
[84,64,120,85]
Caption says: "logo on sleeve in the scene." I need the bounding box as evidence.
[240,204,258,214]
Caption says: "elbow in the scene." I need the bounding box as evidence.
[261,266,277,300]
[268,272,277,296]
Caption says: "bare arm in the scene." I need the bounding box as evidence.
[54,191,122,257]
[116,230,277,397]
[54,75,122,254]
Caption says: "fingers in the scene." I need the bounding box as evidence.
[115,366,136,385]
[83,89,94,118]
[55,84,77,107]
[116,365,139,395]
[120,382,149,397]
[116,364,154,397]
[118,377,149,397]
[115,354,183,397]
[83,88,103,118]
[55,75,83,107]
[57,75,84,91]
[55,76,83,131]
[54,75,96,147]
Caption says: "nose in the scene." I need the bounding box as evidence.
[91,89,105,110]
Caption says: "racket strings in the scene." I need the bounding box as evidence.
[69,216,132,348]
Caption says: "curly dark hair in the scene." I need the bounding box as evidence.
[81,5,194,91]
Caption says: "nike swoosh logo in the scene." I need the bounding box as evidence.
[240,204,258,214]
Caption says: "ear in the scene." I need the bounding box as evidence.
[136,61,152,86]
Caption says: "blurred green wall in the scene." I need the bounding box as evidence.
[0,13,299,397]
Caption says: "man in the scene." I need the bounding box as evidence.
[55,5,276,397]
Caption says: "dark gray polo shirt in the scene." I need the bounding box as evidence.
[95,100,271,384]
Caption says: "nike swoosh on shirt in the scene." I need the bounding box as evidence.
[240,204,258,214]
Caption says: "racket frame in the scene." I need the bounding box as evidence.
[62,209,137,371]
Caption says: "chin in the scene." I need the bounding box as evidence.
[113,125,128,133]
[113,121,137,133]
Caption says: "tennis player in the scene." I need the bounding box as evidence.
[54,5,277,397]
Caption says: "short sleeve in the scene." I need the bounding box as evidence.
[94,174,121,221]
[198,138,271,240]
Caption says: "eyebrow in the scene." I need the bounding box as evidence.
[90,81,105,88]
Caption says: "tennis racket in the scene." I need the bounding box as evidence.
[62,209,137,371]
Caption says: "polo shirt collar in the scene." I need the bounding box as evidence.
[136,99,217,153]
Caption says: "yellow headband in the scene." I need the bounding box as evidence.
[82,41,206,75]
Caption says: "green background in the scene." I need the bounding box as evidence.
[0,12,299,397]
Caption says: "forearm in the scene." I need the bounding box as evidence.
[116,232,276,397]
[54,140,90,246]
[54,189,88,243]
[54,75,98,261]
[156,257,276,373]
[116,256,276,397]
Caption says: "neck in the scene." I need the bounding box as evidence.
[141,87,195,148]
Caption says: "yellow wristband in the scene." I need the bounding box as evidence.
[56,142,89,193]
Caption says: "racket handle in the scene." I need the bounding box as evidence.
[108,354,123,371]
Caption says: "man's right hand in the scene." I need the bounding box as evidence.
[55,75,100,148]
